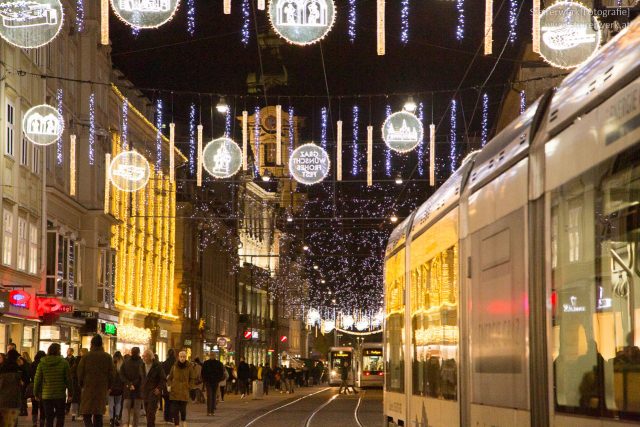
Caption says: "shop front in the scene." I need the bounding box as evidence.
[116,323,151,355]
[73,310,119,354]
[0,289,41,358]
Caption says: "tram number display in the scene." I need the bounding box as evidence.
[331,351,350,358]
[363,349,382,356]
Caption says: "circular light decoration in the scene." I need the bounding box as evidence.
[109,150,151,192]
[323,319,335,334]
[307,308,320,326]
[355,319,369,331]
[539,2,601,69]
[382,111,424,153]
[341,314,354,330]
[0,0,64,49]
[268,0,336,46]
[289,143,330,185]
[202,137,243,179]
[22,104,63,146]
[110,0,180,29]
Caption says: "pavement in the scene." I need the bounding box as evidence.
[16,385,384,427]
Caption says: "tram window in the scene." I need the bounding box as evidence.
[411,244,458,400]
[385,251,405,393]
[551,146,640,421]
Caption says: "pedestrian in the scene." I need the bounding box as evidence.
[160,350,175,424]
[236,358,250,398]
[201,353,224,416]
[33,343,72,427]
[167,351,194,427]
[262,364,272,396]
[286,366,296,394]
[0,349,23,427]
[139,349,165,427]
[218,365,229,403]
[17,353,31,416]
[108,352,124,427]
[64,349,75,416]
[77,335,115,427]
[30,351,47,427]
[70,349,88,421]
[120,347,143,427]
[188,358,202,404]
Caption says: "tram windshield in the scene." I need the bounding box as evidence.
[330,350,352,372]
[362,348,383,373]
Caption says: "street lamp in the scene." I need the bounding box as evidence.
[390,215,398,223]
[303,245,309,251]
[313,265,319,270]
[216,97,229,114]
[404,96,417,113]
[395,174,403,185]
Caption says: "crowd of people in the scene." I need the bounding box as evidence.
[0,339,333,427]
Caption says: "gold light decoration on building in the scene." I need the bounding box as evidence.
[197,124,203,186]
[258,0,265,10]
[224,0,231,14]
[242,110,248,170]
[104,153,111,214]
[70,134,76,196]
[377,0,385,56]
[484,0,493,55]
[367,125,373,187]
[429,124,435,187]
[169,123,175,182]
[532,0,540,53]
[276,105,282,166]
[336,120,343,181]
[101,0,109,45]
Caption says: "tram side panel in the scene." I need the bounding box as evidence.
[467,157,531,426]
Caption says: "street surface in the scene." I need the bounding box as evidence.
[17,387,383,427]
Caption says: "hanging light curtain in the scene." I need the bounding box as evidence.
[337,120,343,181]
[169,123,175,182]
[367,125,373,186]
[242,110,248,170]
[197,124,203,186]
[377,0,385,55]
[429,124,435,187]
[276,105,282,166]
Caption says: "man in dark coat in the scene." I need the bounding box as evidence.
[140,349,165,427]
[237,358,250,398]
[78,335,115,427]
[201,353,224,416]
[0,350,23,427]
[161,350,176,423]
[119,347,143,427]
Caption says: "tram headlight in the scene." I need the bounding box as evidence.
[331,369,337,377]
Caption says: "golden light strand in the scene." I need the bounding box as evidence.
[169,122,175,182]
[336,120,343,181]
[484,0,493,55]
[532,0,540,53]
[70,134,76,196]
[367,125,373,186]
[224,0,231,14]
[377,0,385,56]
[197,124,203,186]
[242,110,248,170]
[104,153,110,214]
[276,105,282,166]
[101,0,109,45]
[429,124,436,187]
[258,0,265,10]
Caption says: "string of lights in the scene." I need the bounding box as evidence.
[417,101,424,176]
[254,105,260,171]
[76,0,85,32]
[155,98,163,170]
[456,0,465,41]
[348,0,357,43]
[187,0,196,36]
[225,108,232,137]
[509,0,518,43]
[481,93,489,146]
[88,92,96,165]
[56,88,63,165]
[188,103,196,175]
[241,0,250,46]
[288,105,295,156]
[121,98,129,150]
[321,106,328,150]
[520,90,526,114]
[385,104,391,177]
[450,99,457,173]
[400,0,410,45]
[352,105,359,176]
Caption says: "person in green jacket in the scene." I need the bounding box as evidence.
[34,343,72,427]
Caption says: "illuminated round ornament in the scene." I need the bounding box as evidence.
[22,104,63,146]
[355,319,369,331]
[539,2,601,69]
[110,0,180,29]
[307,308,320,326]
[382,110,424,153]
[268,0,336,46]
[0,0,63,48]
[323,320,335,334]
[109,150,151,192]
[341,314,354,330]
[289,143,330,185]
[202,137,242,179]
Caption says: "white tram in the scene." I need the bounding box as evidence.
[328,346,354,386]
[384,18,640,427]
[357,342,384,388]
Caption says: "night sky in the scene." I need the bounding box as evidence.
[108,0,531,312]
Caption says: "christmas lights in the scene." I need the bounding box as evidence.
[268,0,336,46]
[254,106,261,169]
[532,0,540,53]
[197,124,203,186]
[337,120,343,181]
[367,125,373,187]
[258,0,265,10]
[101,0,109,45]
[76,0,85,32]
[0,0,64,48]
[520,90,526,115]
[22,105,63,146]
[348,0,356,43]
[288,106,294,156]
[104,153,110,214]
[377,0,385,55]
[352,105,359,176]
[56,88,63,165]
[202,137,242,179]
[155,98,163,170]
[122,99,129,150]
[187,0,195,36]
[429,124,435,187]
[188,103,196,175]
[456,0,465,41]
[70,134,76,196]
[224,0,231,14]
[110,0,179,29]
[169,122,175,182]
[289,144,330,185]
[385,104,391,177]
[241,0,250,45]
[321,106,328,150]
[109,150,151,192]
[450,99,457,173]
[508,0,518,44]
[242,110,248,170]
[400,0,409,45]
[225,109,232,137]
[382,110,423,153]
[484,0,493,55]
[417,102,424,176]
[276,105,282,165]
[481,93,489,147]
[89,93,96,165]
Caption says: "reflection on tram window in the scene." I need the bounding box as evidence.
[552,146,640,421]
[385,251,405,393]
[411,244,458,400]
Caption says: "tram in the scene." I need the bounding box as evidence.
[357,342,384,388]
[328,346,354,386]
[384,18,640,427]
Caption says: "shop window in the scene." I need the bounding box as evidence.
[5,101,14,157]
[17,216,27,271]
[552,146,640,421]
[20,136,28,166]
[29,223,38,274]
[46,229,81,301]
[3,208,13,266]
[98,249,115,307]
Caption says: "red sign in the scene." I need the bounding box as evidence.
[36,297,73,316]
[280,335,288,343]
[243,330,252,339]
[9,290,31,308]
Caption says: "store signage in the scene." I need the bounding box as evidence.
[102,322,117,336]
[539,2,601,69]
[73,310,97,319]
[382,111,424,153]
[36,297,73,316]
[40,325,60,340]
[289,143,330,185]
[269,0,336,46]
[9,290,30,308]
[110,0,179,29]
[251,330,259,339]
[159,329,168,339]
[109,151,151,192]
[217,337,228,347]
[243,330,252,340]
[22,104,64,146]
[202,137,243,179]
[563,295,586,313]
[0,0,64,49]
[280,335,288,343]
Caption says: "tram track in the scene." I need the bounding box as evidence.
[243,387,332,427]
